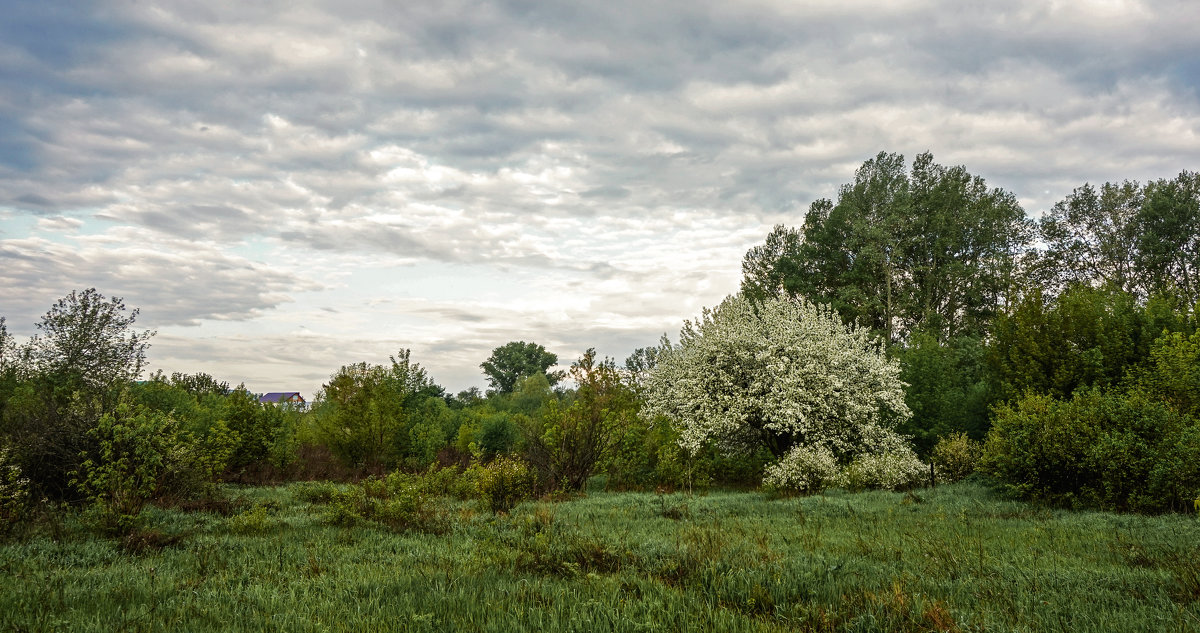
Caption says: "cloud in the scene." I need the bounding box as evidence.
[2,0,1199,390]
[0,231,320,330]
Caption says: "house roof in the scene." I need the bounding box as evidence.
[259,392,304,403]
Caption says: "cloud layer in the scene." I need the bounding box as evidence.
[3,0,1198,394]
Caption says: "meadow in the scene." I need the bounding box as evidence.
[2,482,1197,633]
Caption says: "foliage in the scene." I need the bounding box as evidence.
[743,151,1031,342]
[25,288,155,392]
[72,404,191,533]
[761,444,838,494]
[897,332,990,454]
[480,341,563,394]
[836,441,928,492]
[167,372,231,398]
[987,285,1162,403]
[1142,329,1200,417]
[0,445,29,535]
[474,455,537,513]
[980,388,1200,513]
[523,349,639,490]
[312,350,444,469]
[931,432,982,483]
[645,294,911,469]
[1,290,155,499]
[322,471,448,534]
[1038,171,1200,304]
[225,501,284,535]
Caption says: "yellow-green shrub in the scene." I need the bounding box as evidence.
[931,432,982,483]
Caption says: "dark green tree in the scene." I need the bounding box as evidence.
[312,349,444,468]
[742,152,1031,343]
[1038,171,1200,305]
[1136,171,1200,303]
[480,341,562,395]
[897,332,991,455]
[1037,181,1148,297]
[986,285,1157,403]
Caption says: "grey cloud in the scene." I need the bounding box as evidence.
[0,236,318,330]
[2,0,1200,389]
[13,193,54,209]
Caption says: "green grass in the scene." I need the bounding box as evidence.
[2,482,1198,632]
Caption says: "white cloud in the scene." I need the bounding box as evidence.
[2,0,1198,393]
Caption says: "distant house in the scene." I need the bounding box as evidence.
[258,392,305,408]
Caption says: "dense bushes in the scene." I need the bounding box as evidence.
[980,389,1200,513]
[978,298,1200,513]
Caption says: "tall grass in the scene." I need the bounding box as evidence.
[1,482,1197,632]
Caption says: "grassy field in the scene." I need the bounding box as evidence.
[2,482,1198,632]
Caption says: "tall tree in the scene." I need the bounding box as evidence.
[28,288,155,390]
[2,289,154,498]
[742,152,1031,343]
[1136,171,1200,303]
[480,341,562,394]
[1037,181,1148,297]
[1037,171,1200,305]
[523,349,637,490]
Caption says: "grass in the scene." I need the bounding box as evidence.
[1,482,1198,632]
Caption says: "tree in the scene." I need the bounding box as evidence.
[522,349,638,490]
[986,285,1158,403]
[644,294,911,467]
[1037,181,1149,297]
[0,317,15,374]
[896,332,990,455]
[480,341,563,394]
[1,289,154,498]
[27,288,154,391]
[313,349,443,468]
[1037,171,1200,305]
[1136,172,1200,304]
[742,152,1031,343]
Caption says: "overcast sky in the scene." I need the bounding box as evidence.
[2,0,1198,396]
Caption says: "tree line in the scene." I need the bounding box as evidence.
[2,151,1199,539]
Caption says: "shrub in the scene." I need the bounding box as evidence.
[0,445,30,535]
[931,432,982,483]
[73,404,190,533]
[476,455,537,513]
[980,388,1200,512]
[291,480,342,504]
[838,447,927,492]
[226,501,283,535]
[322,473,448,533]
[762,445,838,494]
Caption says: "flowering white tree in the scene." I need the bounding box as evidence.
[645,294,922,491]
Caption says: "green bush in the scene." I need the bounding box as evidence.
[226,501,283,535]
[322,473,448,533]
[475,455,537,513]
[980,388,1200,512]
[72,404,190,533]
[291,480,343,504]
[0,445,30,535]
[931,432,982,483]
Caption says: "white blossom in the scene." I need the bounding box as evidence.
[644,294,917,490]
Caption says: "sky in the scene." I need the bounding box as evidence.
[2,0,1198,397]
